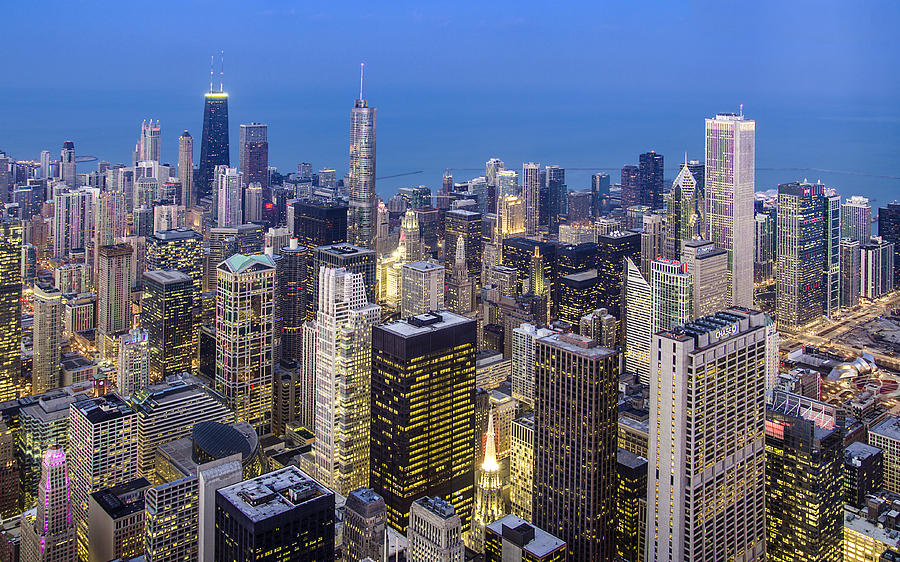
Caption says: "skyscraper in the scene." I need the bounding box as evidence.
[511,323,557,407]
[0,220,20,402]
[408,496,465,562]
[69,394,139,561]
[522,162,541,235]
[650,259,693,337]
[238,122,268,190]
[344,488,386,562]
[289,198,348,247]
[40,150,51,180]
[596,231,641,319]
[639,151,664,209]
[177,131,194,209]
[754,212,775,282]
[197,88,229,201]
[139,119,161,162]
[680,239,729,319]
[97,244,133,354]
[446,236,475,314]
[841,238,861,308]
[32,283,63,394]
[60,141,76,188]
[705,113,755,307]
[371,311,476,531]
[348,71,377,249]
[216,166,242,227]
[824,190,842,317]
[621,164,640,209]
[53,189,91,258]
[591,172,610,218]
[470,410,505,553]
[92,190,127,285]
[648,308,767,562]
[509,413,534,523]
[444,209,482,286]
[312,267,380,496]
[665,162,704,259]
[545,165,566,235]
[215,254,275,433]
[117,328,149,396]
[861,237,895,299]
[400,261,444,317]
[142,270,194,381]
[399,208,424,263]
[533,332,618,561]
[21,446,76,562]
[766,390,844,561]
[842,195,872,243]
[311,244,377,316]
[879,202,900,287]
[776,181,826,330]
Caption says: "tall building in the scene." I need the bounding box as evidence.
[665,162,704,259]
[596,231,641,318]
[844,442,884,508]
[401,261,444,317]
[53,189,91,258]
[215,466,335,561]
[545,165,566,235]
[92,190,127,282]
[139,119,161,162]
[177,131,194,209]
[312,267,380,496]
[0,220,20,402]
[311,244,377,314]
[116,328,149,396]
[239,123,268,189]
[444,209,482,285]
[776,181,826,331]
[842,195,872,243]
[446,236,475,315]
[215,254,275,433]
[40,149,51,180]
[558,269,600,326]
[290,198,348,247]
[97,244,133,345]
[484,515,567,562]
[399,208,424,263]
[640,213,665,276]
[840,237,861,308]
[650,259,693,336]
[216,166,242,227]
[60,141,76,188]
[621,164,640,209]
[348,81,377,249]
[371,311,476,531]
[509,413,534,523]
[591,172,610,218]
[754,212,775,282]
[407,496,464,562]
[68,394,139,561]
[522,162,541,235]
[197,88,229,201]
[511,324,556,407]
[344,488,386,562]
[495,196,526,250]
[766,390,844,561]
[705,113,755,307]
[470,410,505,553]
[617,448,648,562]
[142,270,194,381]
[680,239,729,318]
[278,240,309,361]
[638,151,664,209]
[533,332,618,561]
[21,446,76,562]
[624,258,651,383]
[878,202,900,287]
[861,237,895,299]
[32,283,63,394]
[648,308,767,562]
[824,190,842,317]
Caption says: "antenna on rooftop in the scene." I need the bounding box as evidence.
[359,62,365,100]
[220,50,225,92]
[740,103,743,117]
[209,55,214,92]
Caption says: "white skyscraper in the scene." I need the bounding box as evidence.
[215,254,276,433]
[401,261,444,317]
[469,410,505,553]
[32,283,63,394]
[116,328,149,396]
[312,266,380,495]
[399,208,423,263]
[40,150,51,180]
[97,244,133,356]
[21,445,76,562]
[522,162,541,234]
[824,190,842,317]
[216,166,242,227]
[511,323,557,407]
[650,259,693,335]
[841,195,872,243]
[623,257,651,384]
[647,308,767,561]
[139,119,161,162]
[680,240,729,319]
[408,496,464,562]
[53,189,92,258]
[60,141,76,188]
[348,77,377,250]
[92,190,126,286]
[705,113,755,307]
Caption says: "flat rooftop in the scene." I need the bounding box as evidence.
[871,416,900,442]
[537,332,616,359]
[486,514,566,557]
[378,310,471,338]
[217,466,332,523]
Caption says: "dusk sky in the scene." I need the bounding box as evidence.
[3,0,899,199]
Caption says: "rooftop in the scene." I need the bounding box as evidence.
[378,310,472,338]
[219,253,275,274]
[72,393,135,424]
[872,416,900,442]
[413,496,456,519]
[538,332,616,359]
[617,448,648,470]
[91,478,151,519]
[846,441,883,464]
[148,227,201,242]
[316,243,374,257]
[845,507,900,548]
[486,514,566,557]
[402,260,443,272]
[143,269,193,285]
[217,466,332,523]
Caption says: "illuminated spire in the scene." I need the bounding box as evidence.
[359,62,365,101]
[482,409,499,472]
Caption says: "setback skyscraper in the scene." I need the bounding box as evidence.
[21,446,76,562]
[705,113,755,307]
[776,181,826,330]
[347,69,377,249]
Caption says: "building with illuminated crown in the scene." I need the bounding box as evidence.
[21,445,76,562]
[142,270,194,381]
[198,89,229,201]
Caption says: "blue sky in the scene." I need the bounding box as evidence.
[2,1,899,199]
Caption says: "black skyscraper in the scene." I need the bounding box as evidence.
[879,202,900,286]
[546,166,566,235]
[198,90,230,201]
[639,151,664,209]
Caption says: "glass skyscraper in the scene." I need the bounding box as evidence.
[197,90,230,201]
[0,219,22,402]
[347,93,376,249]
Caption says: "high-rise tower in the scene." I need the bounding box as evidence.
[139,119,161,162]
[197,65,230,202]
[178,131,194,209]
[705,113,755,307]
[0,220,21,402]
[239,123,268,190]
[60,141,76,188]
[21,445,76,562]
[841,195,872,243]
[311,267,380,496]
[348,64,377,249]
[639,151,664,209]
[470,410,505,553]
[665,161,704,259]
[32,282,63,394]
[522,162,541,235]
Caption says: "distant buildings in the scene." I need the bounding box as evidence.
[239,122,268,189]
[861,237,895,299]
[842,195,872,243]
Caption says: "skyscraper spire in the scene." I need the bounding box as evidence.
[470,407,504,552]
[359,62,365,101]
[220,50,225,92]
[209,55,214,93]
[482,408,498,472]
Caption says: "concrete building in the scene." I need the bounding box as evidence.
[407,496,464,562]
[680,240,729,319]
[509,413,534,524]
[32,283,63,394]
[841,238,862,308]
[842,195,872,243]
[869,417,900,495]
[484,515,566,562]
[344,488,386,562]
[20,446,76,562]
[87,478,151,562]
[401,261,444,317]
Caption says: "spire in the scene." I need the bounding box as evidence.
[482,409,499,472]
[209,55,214,92]
[219,50,225,92]
[455,235,466,269]
[359,62,365,101]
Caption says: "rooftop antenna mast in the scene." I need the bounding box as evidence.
[359,62,365,100]
[740,103,743,117]
[219,50,225,92]
[209,55,214,93]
